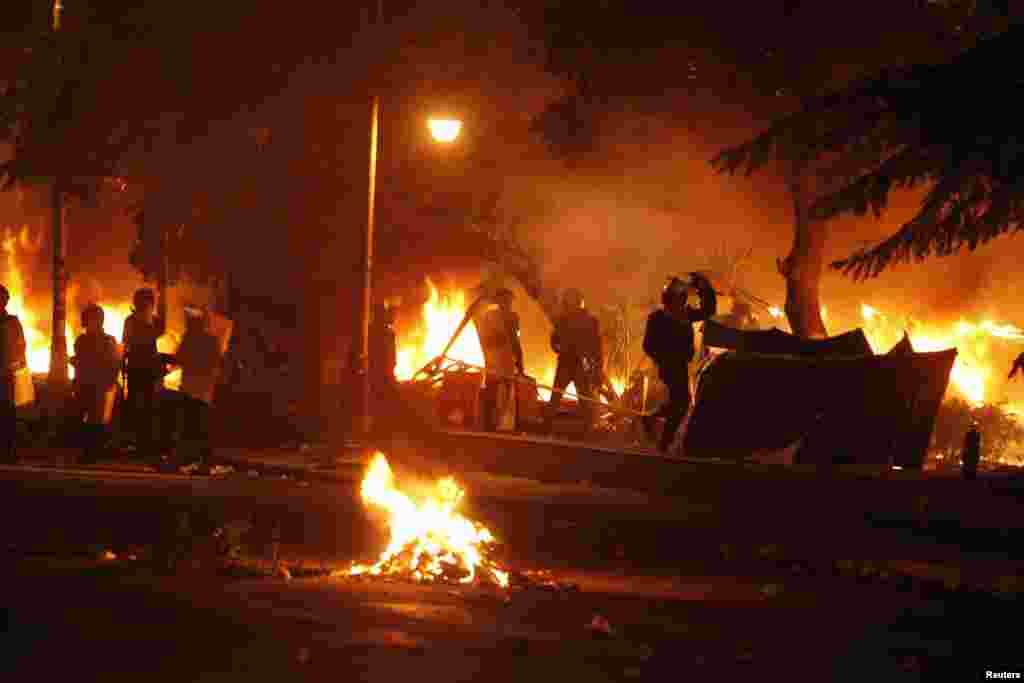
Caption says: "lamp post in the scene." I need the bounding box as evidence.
[353,2,462,441]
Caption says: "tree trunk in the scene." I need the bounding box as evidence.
[779,164,828,339]
[48,179,69,390]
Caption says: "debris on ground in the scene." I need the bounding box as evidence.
[209,464,234,476]
[509,569,580,593]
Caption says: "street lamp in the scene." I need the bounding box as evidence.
[354,94,461,440]
[427,118,463,144]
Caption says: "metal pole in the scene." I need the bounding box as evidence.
[355,0,384,440]
[356,95,380,439]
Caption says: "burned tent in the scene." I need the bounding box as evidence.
[685,327,955,468]
[700,320,873,357]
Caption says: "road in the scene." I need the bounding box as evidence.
[1,463,1022,680]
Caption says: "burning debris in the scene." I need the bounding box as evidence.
[765,298,1024,409]
[339,452,510,588]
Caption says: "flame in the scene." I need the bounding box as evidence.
[394,279,485,381]
[394,278,557,398]
[761,299,1024,407]
[348,452,509,587]
[2,225,182,389]
[855,303,1018,406]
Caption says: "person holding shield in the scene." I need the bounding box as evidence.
[71,303,122,464]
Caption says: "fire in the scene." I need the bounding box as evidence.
[857,304,1013,406]
[395,279,485,381]
[3,225,182,389]
[347,452,509,588]
[764,299,1023,406]
[394,278,558,397]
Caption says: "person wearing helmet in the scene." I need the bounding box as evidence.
[0,284,27,464]
[476,288,524,432]
[546,288,603,435]
[641,272,717,452]
[175,307,223,466]
[122,288,167,458]
[71,303,121,464]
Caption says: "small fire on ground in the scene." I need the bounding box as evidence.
[341,452,509,588]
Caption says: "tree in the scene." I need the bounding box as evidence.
[711,9,1021,289]
[530,0,1015,337]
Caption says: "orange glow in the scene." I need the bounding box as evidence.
[763,299,1024,407]
[427,118,462,143]
[3,225,182,389]
[347,452,509,587]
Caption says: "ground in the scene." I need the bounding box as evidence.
[2,450,1023,680]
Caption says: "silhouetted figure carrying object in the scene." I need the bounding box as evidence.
[476,289,524,433]
[175,307,230,466]
[71,304,121,464]
[122,288,167,459]
[0,284,28,464]
[961,421,981,481]
[546,288,604,436]
[641,273,717,453]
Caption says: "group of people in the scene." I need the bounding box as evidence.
[1,285,224,465]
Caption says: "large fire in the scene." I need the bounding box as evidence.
[347,452,509,588]
[394,278,559,398]
[2,225,181,389]
[765,298,1024,406]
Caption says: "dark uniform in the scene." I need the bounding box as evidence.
[72,309,121,463]
[1,302,27,464]
[122,291,166,456]
[175,312,223,464]
[642,274,717,452]
[547,290,603,432]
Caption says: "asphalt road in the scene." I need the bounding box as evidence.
[1,465,1022,680]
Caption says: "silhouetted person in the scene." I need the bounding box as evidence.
[642,273,717,453]
[368,303,399,432]
[477,288,523,432]
[546,288,603,435]
[71,304,121,464]
[1009,352,1024,380]
[0,285,27,464]
[122,288,166,458]
[175,308,223,465]
[961,421,981,480]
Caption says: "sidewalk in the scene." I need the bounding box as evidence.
[7,443,370,482]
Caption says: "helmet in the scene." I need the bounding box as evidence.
[81,303,104,327]
[0,284,9,306]
[132,288,156,310]
[562,288,585,311]
[494,288,515,304]
[661,277,690,307]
